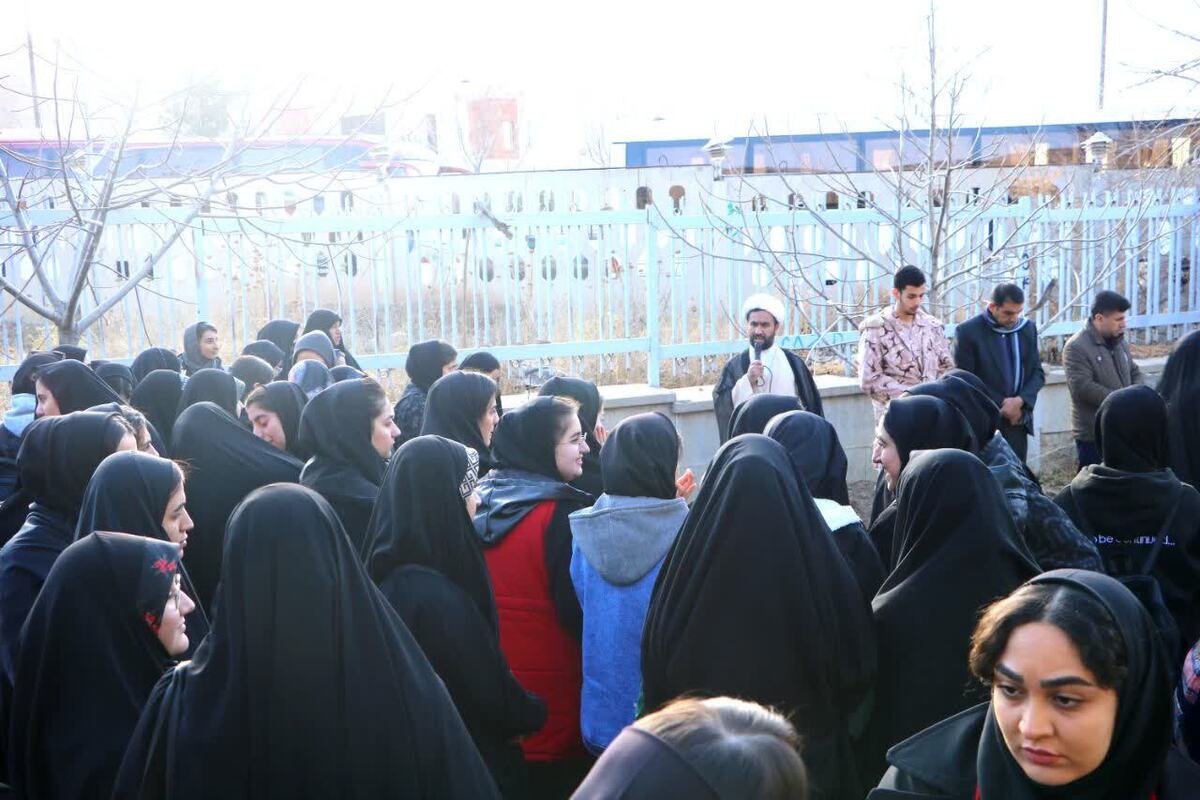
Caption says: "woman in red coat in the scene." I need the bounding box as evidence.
[473,396,594,799]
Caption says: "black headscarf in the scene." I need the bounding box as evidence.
[406,339,458,390]
[867,449,1038,780]
[34,359,122,414]
[883,395,974,472]
[728,394,806,437]
[304,308,363,370]
[289,359,333,398]
[74,450,209,646]
[601,412,679,499]
[572,726,721,800]
[460,351,504,415]
[330,365,365,382]
[246,381,309,459]
[460,351,501,373]
[764,410,851,504]
[642,434,875,800]
[176,367,239,419]
[110,484,498,800]
[181,322,220,376]
[51,344,86,362]
[240,340,284,371]
[1158,328,1200,408]
[130,348,181,384]
[907,372,1001,453]
[93,362,136,402]
[539,376,604,497]
[12,352,62,396]
[491,396,567,479]
[1095,384,1168,473]
[8,532,179,800]
[298,380,388,551]
[422,371,498,477]
[170,402,302,611]
[19,411,130,517]
[131,370,184,452]
[1168,384,1200,488]
[228,356,273,399]
[975,569,1173,800]
[257,319,300,354]
[364,435,496,628]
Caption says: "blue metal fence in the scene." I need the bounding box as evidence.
[1,192,1197,383]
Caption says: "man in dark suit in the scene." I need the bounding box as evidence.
[953,283,1045,461]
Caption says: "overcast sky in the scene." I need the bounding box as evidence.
[8,0,1200,153]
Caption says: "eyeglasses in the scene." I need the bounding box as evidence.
[556,432,587,450]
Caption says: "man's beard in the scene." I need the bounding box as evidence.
[750,333,776,350]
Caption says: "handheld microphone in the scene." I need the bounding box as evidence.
[753,341,763,362]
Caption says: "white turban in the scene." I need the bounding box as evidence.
[741,293,786,325]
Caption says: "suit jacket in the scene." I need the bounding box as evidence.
[1063,320,1144,442]
[953,313,1045,433]
[712,349,824,443]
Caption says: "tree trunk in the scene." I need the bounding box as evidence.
[57,321,80,346]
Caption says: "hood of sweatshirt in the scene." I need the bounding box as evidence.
[569,494,689,585]
[3,394,36,437]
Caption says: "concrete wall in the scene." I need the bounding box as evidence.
[503,357,1167,484]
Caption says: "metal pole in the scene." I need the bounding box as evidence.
[1098,0,1109,109]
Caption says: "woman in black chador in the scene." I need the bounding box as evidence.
[422,370,501,478]
[170,402,302,611]
[364,435,545,797]
[394,339,457,446]
[298,378,398,551]
[538,376,606,499]
[76,451,209,653]
[8,533,190,800]
[112,484,499,799]
[641,434,876,800]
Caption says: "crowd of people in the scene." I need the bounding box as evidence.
[0,288,1194,799]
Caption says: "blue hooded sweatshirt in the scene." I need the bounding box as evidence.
[568,493,688,754]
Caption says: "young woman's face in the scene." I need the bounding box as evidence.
[442,359,457,377]
[294,350,323,364]
[478,395,500,446]
[198,330,220,360]
[116,433,139,453]
[161,482,194,550]
[554,413,589,482]
[992,621,1119,787]
[328,321,342,346]
[873,417,902,490]
[156,575,196,657]
[248,404,287,451]
[34,379,60,418]
[136,425,158,456]
[371,405,401,458]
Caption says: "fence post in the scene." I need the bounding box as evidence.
[645,218,660,387]
[192,223,209,323]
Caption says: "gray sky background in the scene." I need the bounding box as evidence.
[10,0,1200,156]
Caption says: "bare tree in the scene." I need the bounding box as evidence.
[0,51,396,347]
[651,1,1189,371]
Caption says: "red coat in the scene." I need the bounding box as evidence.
[483,500,584,762]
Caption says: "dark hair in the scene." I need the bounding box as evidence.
[361,377,390,418]
[195,322,217,340]
[111,405,149,442]
[103,413,137,451]
[636,697,808,800]
[991,283,1025,306]
[244,385,278,415]
[894,265,926,292]
[546,396,582,441]
[970,582,1128,690]
[229,356,274,398]
[1091,290,1131,319]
